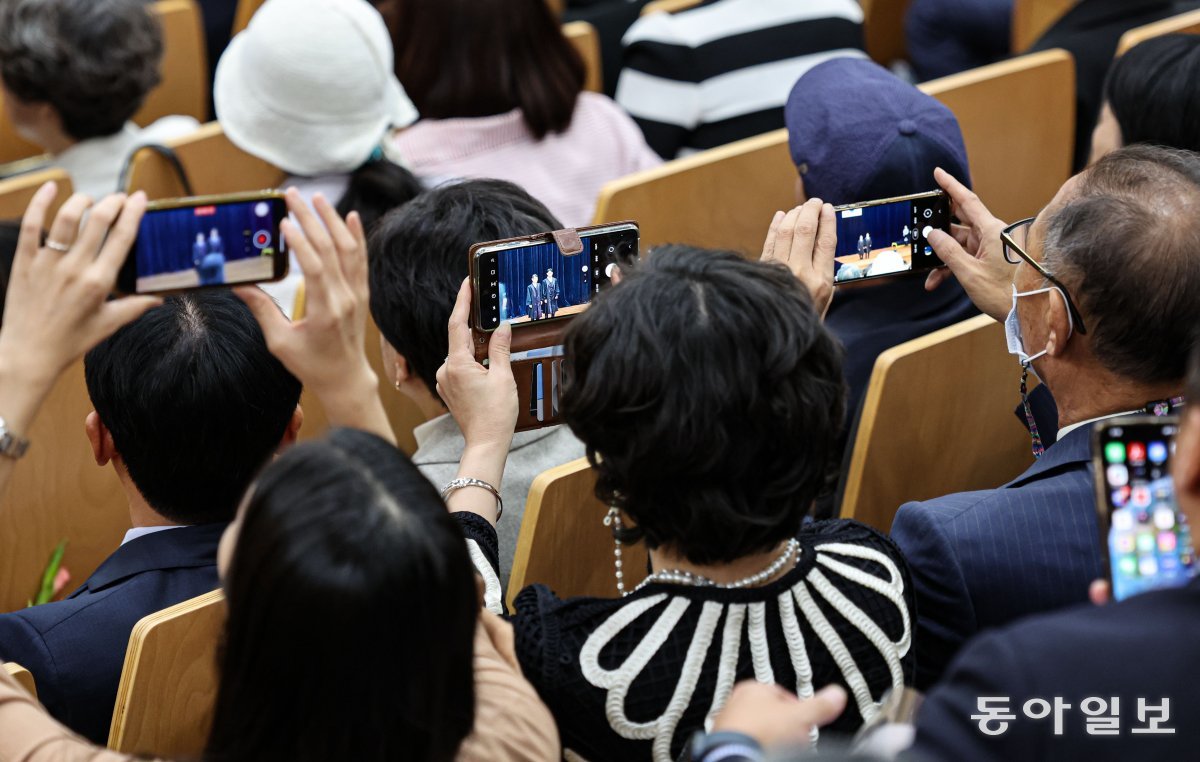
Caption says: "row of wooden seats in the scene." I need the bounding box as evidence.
[1,6,1197,622]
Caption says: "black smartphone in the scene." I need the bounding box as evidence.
[832,190,949,283]
[1092,416,1195,601]
[118,192,289,294]
[471,221,638,332]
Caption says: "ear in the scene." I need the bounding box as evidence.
[85,411,117,466]
[279,405,303,449]
[1175,407,1200,508]
[1043,289,1073,357]
[794,175,807,205]
[379,335,409,389]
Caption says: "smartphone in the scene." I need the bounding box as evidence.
[118,192,289,294]
[832,190,949,283]
[471,221,638,331]
[1092,416,1194,601]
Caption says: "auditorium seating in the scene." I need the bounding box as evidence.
[108,589,224,757]
[564,21,604,93]
[136,0,209,126]
[592,128,794,255]
[122,121,285,199]
[838,314,1035,532]
[292,281,429,456]
[4,663,36,698]
[920,49,1075,223]
[1117,8,1200,55]
[0,167,73,220]
[861,0,912,67]
[507,458,649,610]
[231,0,266,36]
[1011,0,1075,53]
[0,359,129,613]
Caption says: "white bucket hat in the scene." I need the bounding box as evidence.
[214,0,418,177]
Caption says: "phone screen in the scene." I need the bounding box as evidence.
[474,225,638,330]
[1096,418,1194,601]
[121,195,288,294]
[832,191,949,283]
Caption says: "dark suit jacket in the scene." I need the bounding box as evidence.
[911,578,1200,760]
[890,424,1104,690]
[1030,0,1200,170]
[0,523,225,743]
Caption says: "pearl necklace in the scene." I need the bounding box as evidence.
[630,538,801,595]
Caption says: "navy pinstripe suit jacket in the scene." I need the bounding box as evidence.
[891,424,1104,690]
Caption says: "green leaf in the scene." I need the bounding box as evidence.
[29,539,68,607]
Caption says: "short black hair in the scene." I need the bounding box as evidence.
[368,179,561,397]
[1043,144,1200,384]
[562,246,846,565]
[1104,34,1200,154]
[0,0,163,141]
[208,428,476,762]
[84,292,301,525]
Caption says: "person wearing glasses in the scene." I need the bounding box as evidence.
[890,144,1200,690]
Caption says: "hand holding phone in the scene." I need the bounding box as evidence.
[118,191,289,294]
[1093,416,1195,601]
[761,198,836,317]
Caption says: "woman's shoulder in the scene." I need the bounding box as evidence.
[802,517,904,555]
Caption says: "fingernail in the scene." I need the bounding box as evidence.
[810,197,823,206]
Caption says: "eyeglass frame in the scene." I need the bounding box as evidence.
[999,217,1088,335]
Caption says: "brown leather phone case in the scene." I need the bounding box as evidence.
[469,223,634,432]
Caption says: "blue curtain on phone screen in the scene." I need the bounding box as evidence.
[835,202,912,258]
[497,237,592,320]
[135,202,270,277]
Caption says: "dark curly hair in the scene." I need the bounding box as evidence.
[561,245,846,565]
[0,0,163,141]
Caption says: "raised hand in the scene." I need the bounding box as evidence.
[761,198,837,318]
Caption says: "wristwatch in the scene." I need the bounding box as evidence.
[0,417,31,460]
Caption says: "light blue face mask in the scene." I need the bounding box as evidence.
[1003,283,1074,370]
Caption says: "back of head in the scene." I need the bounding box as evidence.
[215,0,422,228]
[391,0,585,139]
[0,0,162,141]
[208,428,477,762]
[1104,34,1200,154]
[1043,144,1200,384]
[562,246,846,565]
[84,291,301,525]
[786,58,970,204]
[368,179,562,396]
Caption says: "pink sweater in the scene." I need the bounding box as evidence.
[390,92,661,227]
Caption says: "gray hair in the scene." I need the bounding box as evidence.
[1041,144,1200,383]
[0,0,163,140]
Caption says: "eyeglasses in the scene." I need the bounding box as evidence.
[1000,217,1088,335]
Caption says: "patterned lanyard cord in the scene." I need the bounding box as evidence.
[1020,366,1045,459]
[1146,396,1187,417]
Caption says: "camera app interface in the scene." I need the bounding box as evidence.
[478,229,635,329]
[133,198,284,293]
[1100,422,1194,600]
[833,194,947,282]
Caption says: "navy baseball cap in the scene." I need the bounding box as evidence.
[785,58,971,206]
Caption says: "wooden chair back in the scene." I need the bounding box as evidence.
[920,49,1075,223]
[861,0,912,66]
[108,590,225,756]
[136,0,209,126]
[0,360,129,612]
[507,458,649,610]
[232,0,267,36]
[123,122,285,200]
[840,315,1034,532]
[642,0,702,15]
[564,21,604,93]
[4,663,37,698]
[1011,0,1076,53]
[1117,8,1200,55]
[0,168,73,221]
[292,282,428,455]
[592,128,793,255]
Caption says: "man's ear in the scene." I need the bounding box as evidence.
[1175,407,1200,503]
[85,411,117,466]
[279,405,304,449]
[1043,289,1073,357]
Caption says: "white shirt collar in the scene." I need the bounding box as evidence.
[121,525,184,546]
[1057,409,1142,442]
